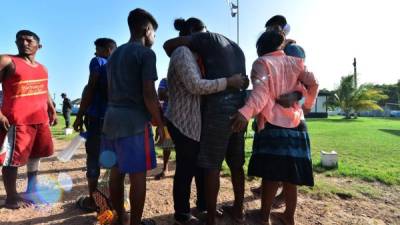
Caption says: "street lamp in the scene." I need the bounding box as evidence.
[227,0,239,45]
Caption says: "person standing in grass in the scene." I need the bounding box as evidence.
[61,93,72,128]
[102,8,164,225]
[232,27,318,225]
[73,37,117,212]
[154,77,174,180]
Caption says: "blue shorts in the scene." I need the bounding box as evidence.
[101,126,156,174]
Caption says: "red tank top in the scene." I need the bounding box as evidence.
[1,56,49,125]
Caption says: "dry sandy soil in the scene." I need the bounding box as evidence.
[0,139,399,225]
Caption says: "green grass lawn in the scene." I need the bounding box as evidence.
[308,116,400,185]
[234,116,400,185]
[51,113,77,141]
[53,114,400,185]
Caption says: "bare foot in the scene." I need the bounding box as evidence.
[250,186,261,196]
[221,205,246,225]
[272,193,285,209]
[111,212,130,225]
[154,171,166,180]
[273,212,294,225]
[5,194,34,209]
[246,210,269,225]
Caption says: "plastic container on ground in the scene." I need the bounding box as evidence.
[57,132,87,162]
[320,150,338,168]
[64,128,73,135]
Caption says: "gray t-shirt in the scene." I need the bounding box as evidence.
[103,42,158,139]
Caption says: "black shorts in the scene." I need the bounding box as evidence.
[198,93,245,170]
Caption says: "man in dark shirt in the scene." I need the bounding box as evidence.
[164,29,248,225]
[102,8,164,225]
[61,93,72,128]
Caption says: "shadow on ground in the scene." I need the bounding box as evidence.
[379,129,400,137]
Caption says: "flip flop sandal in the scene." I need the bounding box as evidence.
[221,205,246,225]
[174,215,201,225]
[154,172,166,180]
[76,196,97,213]
[92,188,113,214]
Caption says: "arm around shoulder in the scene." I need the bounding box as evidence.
[163,36,191,57]
[172,47,227,95]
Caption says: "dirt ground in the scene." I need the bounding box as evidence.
[0,139,399,225]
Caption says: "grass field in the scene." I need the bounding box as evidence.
[53,114,400,185]
[308,116,400,185]
[235,116,400,185]
[50,114,77,141]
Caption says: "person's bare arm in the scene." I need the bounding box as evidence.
[47,94,57,126]
[73,73,99,131]
[163,36,191,57]
[0,55,12,82]
[158,87,168,102]
[0,55,13,130]
[143,80,165,144]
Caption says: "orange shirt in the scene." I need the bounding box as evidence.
[239,50,319,130]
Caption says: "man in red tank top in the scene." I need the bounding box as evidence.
[0,30,57,209]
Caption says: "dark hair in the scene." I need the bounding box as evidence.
[256,26,285,56]
[174,17,205,36]
[265,15,287,29]
[61,93,66,97]
[128,8,158,35]
[16,30,40,42]
[94,38,117,49]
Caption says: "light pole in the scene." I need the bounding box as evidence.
[228,0,239,45]
[353,57,357,88]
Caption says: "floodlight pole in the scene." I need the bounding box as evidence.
[236,0,239,45]
[228,0,239,45]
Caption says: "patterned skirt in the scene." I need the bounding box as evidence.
[248,121,314,186]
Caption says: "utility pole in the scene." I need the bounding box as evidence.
[353,57,357,88]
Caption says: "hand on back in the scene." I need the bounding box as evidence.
[227,73,246,90]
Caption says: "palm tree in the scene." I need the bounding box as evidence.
[326,75,388,119]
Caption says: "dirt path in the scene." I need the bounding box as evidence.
[0,139,399,225]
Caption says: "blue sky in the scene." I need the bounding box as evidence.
[1,0,399,106]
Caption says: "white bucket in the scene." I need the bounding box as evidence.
[65,128,73,135]
[320,151,338,168]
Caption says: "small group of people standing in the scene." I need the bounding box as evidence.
[0,8,318,225]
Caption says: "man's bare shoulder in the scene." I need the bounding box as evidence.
[0,55,12,67]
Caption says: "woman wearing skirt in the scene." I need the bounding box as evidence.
[232,26,319,225]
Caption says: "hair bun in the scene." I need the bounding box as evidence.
[174,18,186,31]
